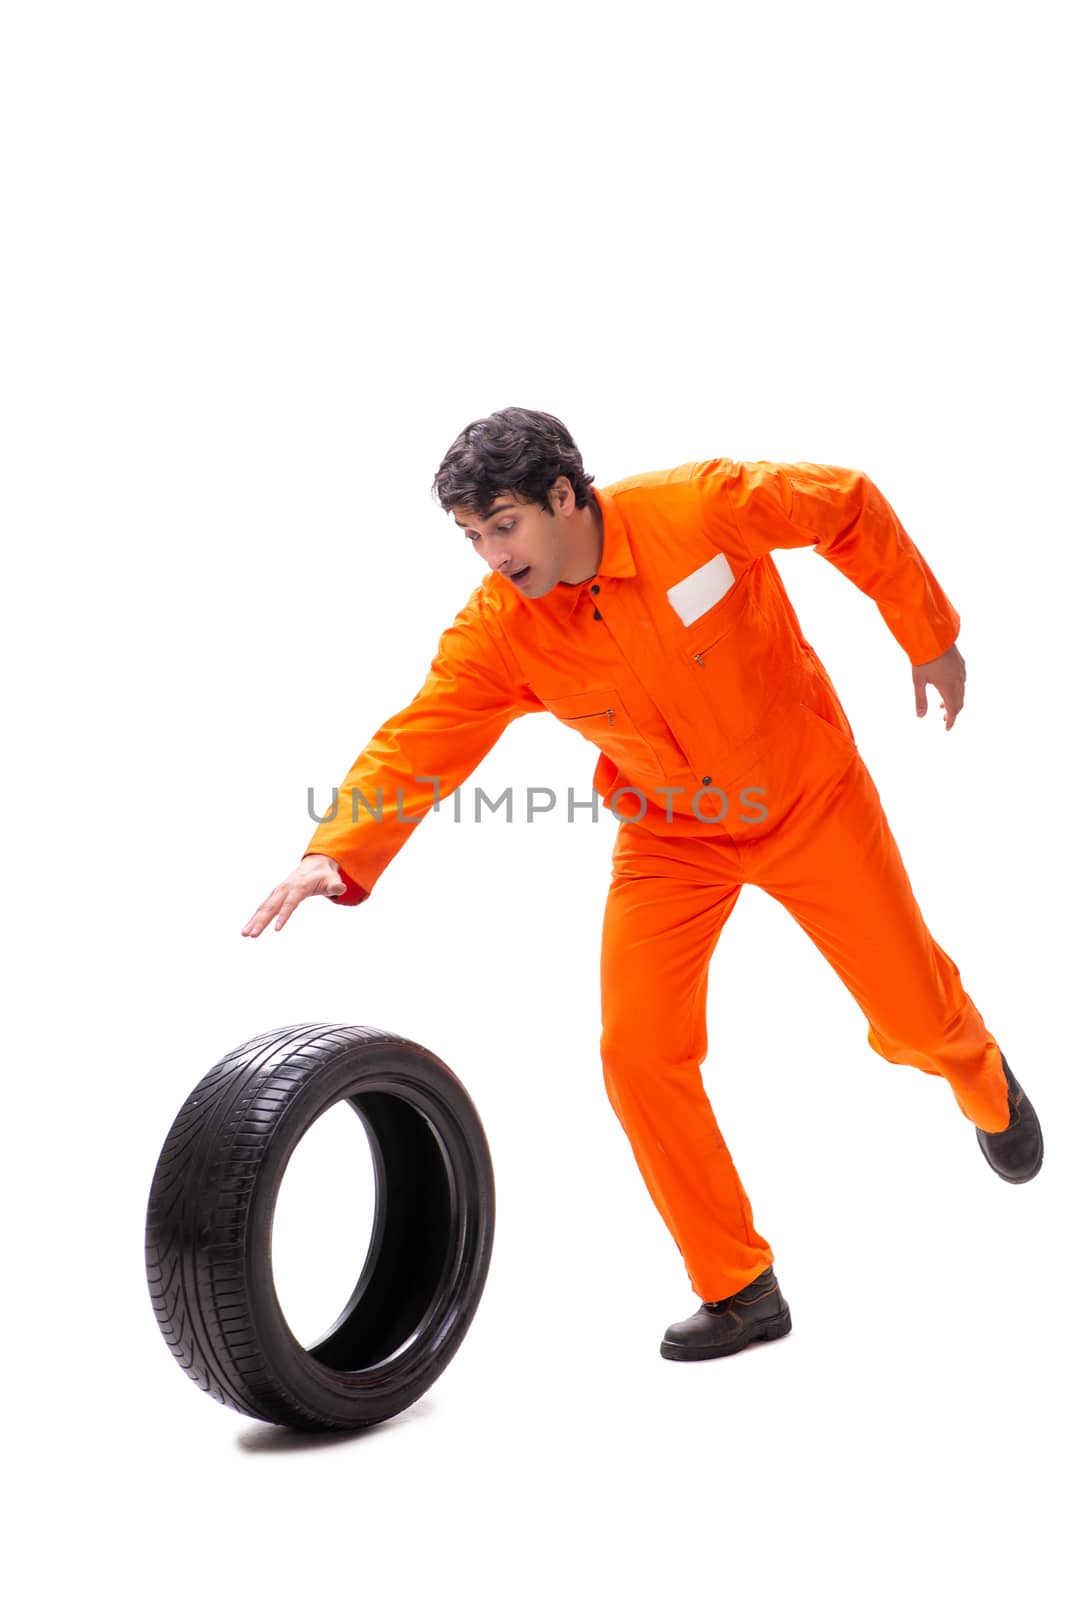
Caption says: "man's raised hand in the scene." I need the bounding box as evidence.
[912,642,966,731]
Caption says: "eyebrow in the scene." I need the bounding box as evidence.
[455,502,519,530]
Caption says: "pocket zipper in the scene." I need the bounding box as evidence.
[567,708,615,726]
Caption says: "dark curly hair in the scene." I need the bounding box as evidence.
[431,406,595,517]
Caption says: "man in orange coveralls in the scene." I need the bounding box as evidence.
[243,407,1043,1362]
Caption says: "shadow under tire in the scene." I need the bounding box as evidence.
[145,1022,495,1431]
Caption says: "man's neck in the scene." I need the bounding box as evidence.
[560,496,604,585]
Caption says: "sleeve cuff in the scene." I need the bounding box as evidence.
[907,613,961,668]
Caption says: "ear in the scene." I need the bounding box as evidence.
[550,475,575,514]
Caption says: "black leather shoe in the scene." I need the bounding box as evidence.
[976,1054,1043,1184]
[660,1266,792,1362]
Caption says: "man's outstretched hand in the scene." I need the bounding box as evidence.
[242,854,347,937]
[912,642,966,730]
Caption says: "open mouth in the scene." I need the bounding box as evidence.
[510,567,532,585]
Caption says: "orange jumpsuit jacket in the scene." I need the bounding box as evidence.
[304,459,960,900]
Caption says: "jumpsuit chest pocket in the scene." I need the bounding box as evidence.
[539,687,669,779]
[675,562,752,663]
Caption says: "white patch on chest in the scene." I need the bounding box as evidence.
[665,552,736,626]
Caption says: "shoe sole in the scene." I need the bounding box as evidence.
[659,1307,793,1362]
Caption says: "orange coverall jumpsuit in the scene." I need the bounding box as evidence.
[304,458,1011,1303]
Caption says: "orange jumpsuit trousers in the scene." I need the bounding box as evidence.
[599,687,1009,1303]
[305,456,1013,1305]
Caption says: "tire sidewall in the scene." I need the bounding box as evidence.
[241,1036,494,1427]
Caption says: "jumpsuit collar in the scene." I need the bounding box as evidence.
[554,484,635,618]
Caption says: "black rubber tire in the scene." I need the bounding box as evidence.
[145,1022,495,1431]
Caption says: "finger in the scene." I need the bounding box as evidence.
[946,685,964,730]
[914,680,928,717]
[242,887,285,938]
[273,891,303,932]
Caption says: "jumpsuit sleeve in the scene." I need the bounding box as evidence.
[693,459,961,667]
[302,583,536,905]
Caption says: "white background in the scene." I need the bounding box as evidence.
[3,2,1065,1596]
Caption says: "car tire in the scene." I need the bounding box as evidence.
[145,1022,495,1431]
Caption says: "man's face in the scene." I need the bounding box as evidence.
[452,478,576,600]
